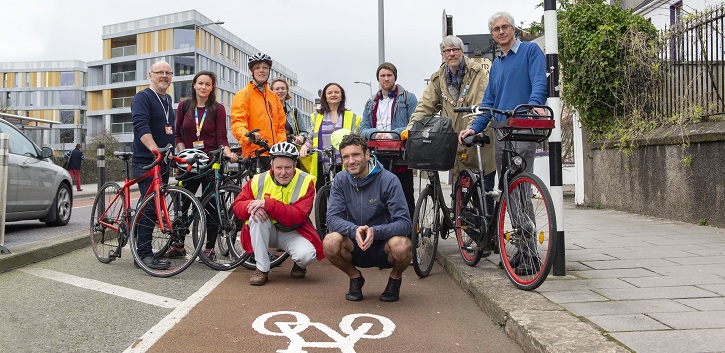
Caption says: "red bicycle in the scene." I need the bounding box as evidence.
[89,145,206,277]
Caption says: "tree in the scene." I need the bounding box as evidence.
[87,129,120,159]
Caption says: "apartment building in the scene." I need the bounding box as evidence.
[86,10,315,149]
[0,61,87,149]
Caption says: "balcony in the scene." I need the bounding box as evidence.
[111,70,136,84]
[111,122,133,134]
[111,97,133,109]
[111,45,137,58]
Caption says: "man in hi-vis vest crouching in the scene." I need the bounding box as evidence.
[233,142,324,286]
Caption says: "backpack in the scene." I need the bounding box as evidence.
[405,115,458,171]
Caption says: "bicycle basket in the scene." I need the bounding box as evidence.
[368,132,406,163]
[497,109,555,143]
[406,115,457,171]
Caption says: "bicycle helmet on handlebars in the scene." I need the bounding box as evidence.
[269,142,299,161]
[176,149,209,173]
[248,52,273,71]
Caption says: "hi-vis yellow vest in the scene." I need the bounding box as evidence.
[311,110,361,148]
[248,169,315,224]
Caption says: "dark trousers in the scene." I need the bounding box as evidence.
[395,169,415,220]
[180,172,219,249]
[133,163,169,258]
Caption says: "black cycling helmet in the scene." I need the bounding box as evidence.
[248,52,273,71]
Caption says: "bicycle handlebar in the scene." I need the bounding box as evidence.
[452,104,553,120]
[142,144,173,170]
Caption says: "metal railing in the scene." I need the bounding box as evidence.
[110,122,133,134]
[111,97,133,109]
[655,4,725,119]
[111,71,136,84]
[110,45,137,58]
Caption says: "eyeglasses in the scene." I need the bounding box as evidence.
[441,48,461,55]
[491,24,513,33]
[151,71,174,76]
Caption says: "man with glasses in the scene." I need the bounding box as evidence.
[459,12,548,276]
[405,35,496,213]
[130,60,176,270]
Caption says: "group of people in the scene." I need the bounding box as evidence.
[129,11,546,302]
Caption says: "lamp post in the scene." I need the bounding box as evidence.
[198,21,224,29]
[354,81,373,97]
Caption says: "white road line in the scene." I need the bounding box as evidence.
[19,268,181,308]
[124,270,231,353]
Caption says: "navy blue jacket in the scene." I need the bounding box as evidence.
[131,88,175,165]
[326,157,412,240]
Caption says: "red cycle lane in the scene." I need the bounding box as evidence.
[146,258,523,353]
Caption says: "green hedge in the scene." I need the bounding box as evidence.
[52,156,127,184]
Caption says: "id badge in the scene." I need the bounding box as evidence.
[192,140,205,149]
[165,125,173,135]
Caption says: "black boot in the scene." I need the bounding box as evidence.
[346,272,365,301]
[379,277,402,302]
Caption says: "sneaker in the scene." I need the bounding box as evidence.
[514,255,542,276]
[345,272,365,301]
[198,249,216,263]
[290,263,307,279]
[141,256,171,270]
[379,277,402,302]
[249,269,268,286]
[162,245,186,259]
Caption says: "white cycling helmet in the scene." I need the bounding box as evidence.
[248,52,273,71]
[269,142,299,161]
[176,149,209,173]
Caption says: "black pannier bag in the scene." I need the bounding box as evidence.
[406,115,458,171]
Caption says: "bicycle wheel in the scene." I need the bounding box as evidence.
[454,170,483,267]
[411,186,439,278]
[130,185,205,277]
[199,184,249,270]
[90,182,123,263]
[314,184,331,240]
[497,172,556,290]
[239,249,290,270]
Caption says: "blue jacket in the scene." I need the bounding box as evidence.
[471,39,547,133]
[131,88,176,164]
[326,157,412,240]
[360,84,418,139]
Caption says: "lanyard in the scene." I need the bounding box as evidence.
[154,92,170,125]
[194,107,207,139]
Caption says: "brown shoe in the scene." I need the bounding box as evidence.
[250,269,268,286]
[290,263,307,279]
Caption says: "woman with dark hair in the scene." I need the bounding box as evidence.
[300,82,360,187]
[171,70,238,259]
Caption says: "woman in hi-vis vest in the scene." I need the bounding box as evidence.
[299,82,360,188]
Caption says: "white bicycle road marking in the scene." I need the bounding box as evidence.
[20,268,181,308]
[253,311,395,353]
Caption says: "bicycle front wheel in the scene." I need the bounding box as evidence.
[314,184,331,240]
[412,186,439,278]
[130,186,205,277]
[90,182,123,263]
[454,170,483,267]
[199,184,249,270]
[239,249,290,270]
[497,172,556,290]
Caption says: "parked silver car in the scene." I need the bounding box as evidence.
[0,118,73,226]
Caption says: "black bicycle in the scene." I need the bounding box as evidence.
[309,145,338,240]
[413,104,557,290]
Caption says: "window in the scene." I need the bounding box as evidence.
[174,28,195,50]
[59,129,74,144]
[60,91,75,105]
[174,55,195,76]
[60,72,75,86]
[0,121,38,157]
[174,81,192,103]
[60,110,75,124]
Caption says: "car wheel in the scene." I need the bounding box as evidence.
[46,183,72,226]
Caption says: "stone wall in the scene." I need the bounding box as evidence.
[586,122,725,228]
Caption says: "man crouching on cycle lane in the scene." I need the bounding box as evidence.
[232,142,324,286]
[323,133,412,302]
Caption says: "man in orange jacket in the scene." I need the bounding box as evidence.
[231,52,287,170]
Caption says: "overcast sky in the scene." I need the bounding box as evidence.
[0,0,547,112]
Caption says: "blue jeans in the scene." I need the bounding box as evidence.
[132,162,169,258]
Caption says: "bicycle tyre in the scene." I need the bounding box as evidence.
[239,249,290,270]
[198,184,250,270]
[90,182,123,263]
[411,186,439,278]
[130,185,205,277]
[497,172,556,291]
[454,170,483,267]
[314,184,331,240]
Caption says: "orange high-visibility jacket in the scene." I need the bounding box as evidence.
[230,81,287,158]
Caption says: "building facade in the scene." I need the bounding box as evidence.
[87,10,315,150]
[0,61,87,150]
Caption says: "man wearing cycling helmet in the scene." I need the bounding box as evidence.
[324,133,412,302]
[231,52,287,170]
[232,142,323,286]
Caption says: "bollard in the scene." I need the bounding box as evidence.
[0,133,10,254]
[97,144,105,219]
